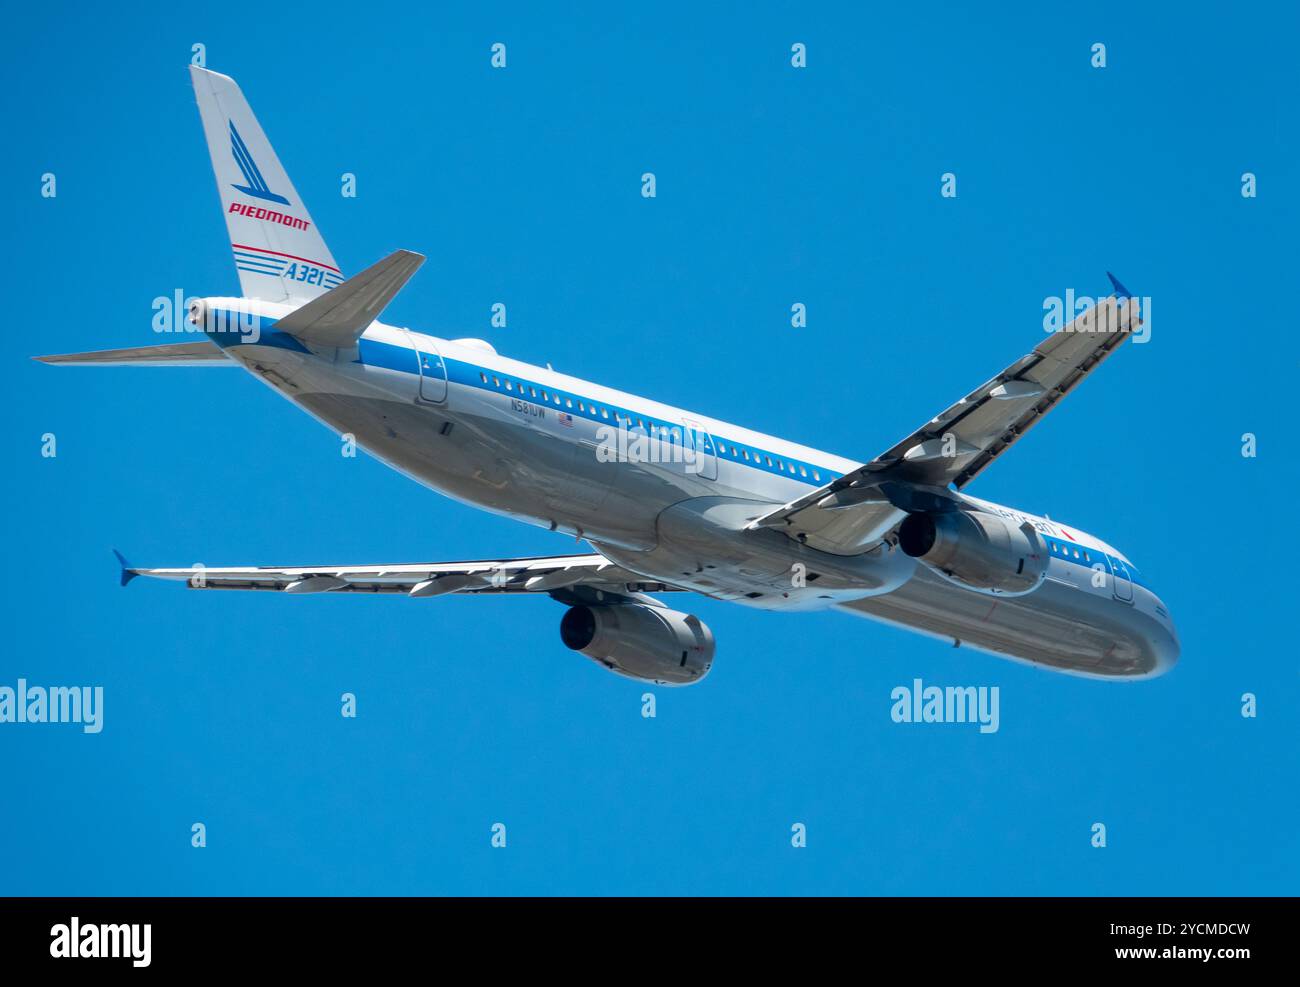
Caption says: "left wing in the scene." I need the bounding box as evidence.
[751,284,1143,555]
[118,551,682,600]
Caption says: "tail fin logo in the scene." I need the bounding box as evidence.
[228,121,290,206]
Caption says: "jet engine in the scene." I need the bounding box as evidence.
[559,604,715,685]
[897,510,1047,596]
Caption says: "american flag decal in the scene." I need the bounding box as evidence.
[558,413,574,427]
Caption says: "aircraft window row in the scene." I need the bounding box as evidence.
[484,373,622,424]
[486,372,620,419]
[721,443,820,480]
[478,366,828,481]
[1050,542,1091,563]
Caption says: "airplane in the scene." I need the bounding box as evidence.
[35,66,1180,686]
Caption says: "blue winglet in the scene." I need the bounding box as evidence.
[113,549,138,588]
[1106,271,1133,299]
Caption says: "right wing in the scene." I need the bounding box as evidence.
[118,551,683,601]
[750,286,1143,555]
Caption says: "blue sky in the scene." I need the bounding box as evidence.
[2,3,1296,895]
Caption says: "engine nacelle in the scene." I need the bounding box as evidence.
[897,510,1047,596]
[559,604,715,686]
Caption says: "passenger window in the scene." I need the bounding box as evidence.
[742,450,750,461]
[492,376,500,387]
[505,381,513,391]
[813,471,820,481]
[479,372,487,383]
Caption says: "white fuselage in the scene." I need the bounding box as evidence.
[206,302,1179,680]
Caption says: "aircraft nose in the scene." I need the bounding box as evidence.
[1141,599,1180,678]
[1150,625,1180,676]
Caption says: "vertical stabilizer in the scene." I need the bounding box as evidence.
[189,65,342,302]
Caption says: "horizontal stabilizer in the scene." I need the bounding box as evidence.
[33,341,232,367]
[274,249,424,347]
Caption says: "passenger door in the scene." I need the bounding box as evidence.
[1106,553,1134,603]
[681,418,718,480]
[412,336,448,403]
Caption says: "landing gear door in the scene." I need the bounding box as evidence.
[681,418,718,481]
